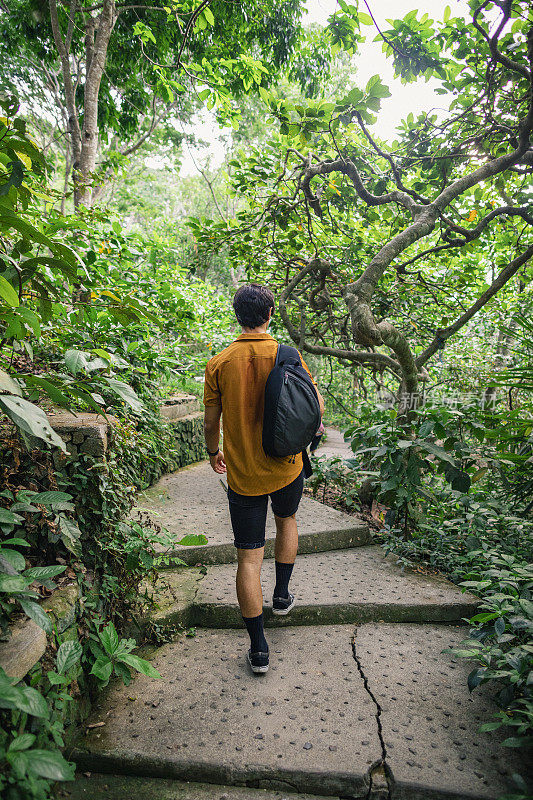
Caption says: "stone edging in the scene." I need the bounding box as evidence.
[0,583,80,681]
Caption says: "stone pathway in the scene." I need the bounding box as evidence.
[314,427,352,460]
[64,461,532,800]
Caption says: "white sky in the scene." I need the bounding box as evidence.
[176,0,471,176]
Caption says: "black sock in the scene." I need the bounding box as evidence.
[274,561,294,599]
[242,613,268,653]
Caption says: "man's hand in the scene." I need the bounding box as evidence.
[204,405,224,473]
[210,450,226,474]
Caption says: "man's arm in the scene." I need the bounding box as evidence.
[204,405,226,474]
[316,388,325,417]
[299,353,325,417]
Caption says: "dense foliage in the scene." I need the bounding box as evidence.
[0,96,229,798]
[0,0,532,797]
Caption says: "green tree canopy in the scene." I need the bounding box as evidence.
[1,0,304,206]
[193,0,533,412]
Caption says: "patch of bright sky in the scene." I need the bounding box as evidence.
[170,0,472,177]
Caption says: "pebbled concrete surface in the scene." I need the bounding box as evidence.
[98,451,531,800]
[72,622,532,800]
[58,773,335,800]
[134,462,369,565]
[191,547,478,628]
[355,623,532,800]
[72,626,381,797]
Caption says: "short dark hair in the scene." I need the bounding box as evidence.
[233,283,275,329]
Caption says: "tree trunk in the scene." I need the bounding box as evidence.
[75,1,116,207]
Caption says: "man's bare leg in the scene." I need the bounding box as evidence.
[236,546,268,663]
[236,546,264,617]
[273,513,298,606]
[274,513,298,563]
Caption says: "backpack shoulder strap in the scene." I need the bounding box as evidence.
[276,343,301,366]
[302,448,313,479]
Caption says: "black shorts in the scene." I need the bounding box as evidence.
[227,470,304,550]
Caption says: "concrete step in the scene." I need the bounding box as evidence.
[58,773,335,800]
[71,624,529,800]
[135,462,370,566]
[355,623,533,799]
[148,547,478,630]
[72,625,381,798]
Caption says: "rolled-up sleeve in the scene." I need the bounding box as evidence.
[203,360,221,407]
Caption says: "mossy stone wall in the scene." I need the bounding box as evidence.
[170,412,205,469]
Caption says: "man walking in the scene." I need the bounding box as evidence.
[203,284,324,674]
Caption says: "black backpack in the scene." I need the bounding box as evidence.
[262,344,322,476]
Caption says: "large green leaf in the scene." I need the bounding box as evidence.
[67,385,106,415]
[414,439,456,466]
[0,573,31,592]
[0,368,22,396]
[24,565,66,580]
[26,749,75,781]
[0,508,23,525]
[177,534,208,546]
[0,274,19,307]
[0,395,67,452]
[5,749,29,779]
[16,307,41,337]
[16,686,49,718]
[24,376,70,407]
[58,515,82,556]
[0,207,55,249]
[0,547,26,572]
[21,255,78,283]
[0,551,20,575]
[90,654,113,682]
[52,241,85,272]
[0,681,23,710]
[104,377,143,412]
[8,733,36,752]
[34,491,73,507]
[56,640,82,674]
[99,622,119,655]
[119,653,162,679]
[18,599,52,633]
[64,349,89,375]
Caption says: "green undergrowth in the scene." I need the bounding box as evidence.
[0,392,206,800]
[381,517,532,800]
[309,399,532,798]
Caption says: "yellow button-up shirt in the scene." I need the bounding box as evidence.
[203,333,315,495]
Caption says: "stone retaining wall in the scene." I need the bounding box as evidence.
[46,394,204,469]
[1,393,204,684]
[0,583,80,681]
[47,411,116,461]
[170,412,205,468]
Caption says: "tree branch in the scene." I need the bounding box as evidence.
[416,242,533,367]
[353,110,430,205]
[120,99,169,157]
[472,1,530,82]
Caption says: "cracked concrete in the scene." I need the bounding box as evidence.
[351,630,392,800]
[73,626,381,797]
[72,624,529,799]
[70,462,532,800]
